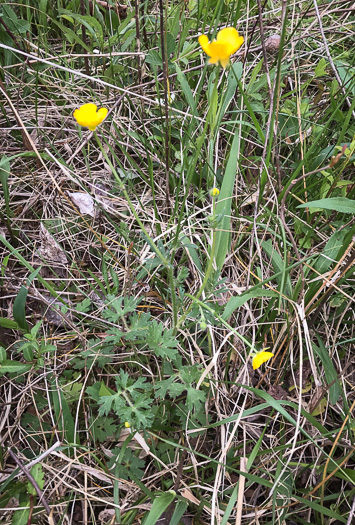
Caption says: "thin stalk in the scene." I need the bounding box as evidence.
[93,131,178,330]
[159,0,171,211]
[93,131,167,266]
[176,194,218,329]
[168,266,178,333]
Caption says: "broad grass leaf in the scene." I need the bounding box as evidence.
[313,339,341,404]
[216,62,242,128]
[13,268,41,332]
[222,288,278,320]
[293,495,347,523]
[51,382,77,445]
[143,491,176,525]
[0,156,10,216]
[215,129,240,271]
[175,63,198,114]
[297,197,355,214]
[169,500,188,525]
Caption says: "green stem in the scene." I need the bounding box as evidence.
[177,196,217,329]
[93,131,179,330]
[185,294,256,353]
[93,131,168,266]
[168,266,178,333]
[195,225,216,302]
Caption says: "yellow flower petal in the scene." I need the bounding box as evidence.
[219,57,231,69]
[198,27,244,67]
[252,351,274,370]
[208,56,219,65]
[198,34,211,56]
[217,27,244,55]
[73,103,108,131]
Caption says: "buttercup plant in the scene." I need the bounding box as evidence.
[1,2,354,524]
[73,103,108,131]
[198,27,244,68]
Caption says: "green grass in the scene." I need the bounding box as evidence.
[0,0,354,524]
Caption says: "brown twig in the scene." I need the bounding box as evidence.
[8,449,57,525]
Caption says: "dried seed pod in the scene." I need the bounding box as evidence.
[265,34,281,53]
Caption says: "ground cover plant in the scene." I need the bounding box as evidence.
[0,0,354,524]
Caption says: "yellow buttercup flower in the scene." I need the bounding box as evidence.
[252,351,274,370]
[198,27,244,68]
[124,421,131,428]
[210,187,220,197]
[73,103,108,131]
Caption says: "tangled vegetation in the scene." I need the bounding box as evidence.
[0,1,354,524]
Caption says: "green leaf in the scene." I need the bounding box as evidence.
[51,381,77,444]
[146,322,178,360]
[50,18,91,50]
[75,297,92,313]
[313,339,341,404]
[154,376,176,398]
[0,360,32,376]
[215,128,240,271]
[222,289,278,320]
[103,295,138,323]
[89,416,116,442]
[0,156,11,216]
[12,508,30,525]
[13,286,30,332]
[143,491,176,525]
[145,50,162,68]
[175,63,198,114]
[0,347,6,362]
[108,448,145,480]
[0,317,18,329]
[186,386,206,411]
[315,58,327,77]
[13,268,41,331]
[262,239,292,297]
[98,370,154,429]
[27,464,44,496]
[297,197,355,214]
[1,5,30,34]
